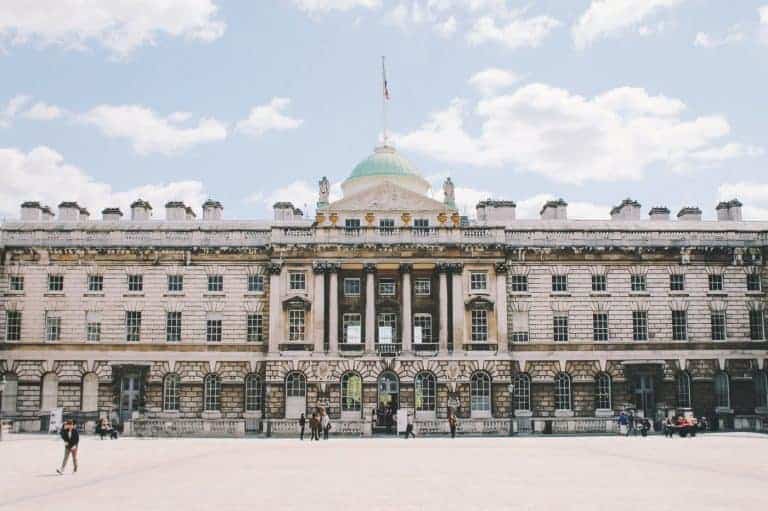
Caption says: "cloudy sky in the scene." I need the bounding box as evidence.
[1,0,767,220]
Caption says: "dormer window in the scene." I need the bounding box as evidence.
[345,218,360,235]
[379,218,395,235]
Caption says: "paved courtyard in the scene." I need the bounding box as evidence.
[0,433,765,511]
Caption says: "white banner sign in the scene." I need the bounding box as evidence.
[347,325,361,344]
[414,326,423,344]
[379,326,393,344]
[49,407,63,433]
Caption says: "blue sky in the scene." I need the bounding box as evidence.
[1,0,767,220]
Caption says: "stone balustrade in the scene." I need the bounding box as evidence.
[132,418,246,437]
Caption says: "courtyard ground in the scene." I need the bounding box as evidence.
[0,433,765,511]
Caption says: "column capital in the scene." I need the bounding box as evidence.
[313,262,340,274]
[399,263,413,274]
[266,262,282,275]
[449,263,464,274]
[436,262,452,274]
[363,263,377,274]
[495,262,509,274]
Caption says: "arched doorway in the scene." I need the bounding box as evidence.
[376,372,399,432]
[285,372,306,419]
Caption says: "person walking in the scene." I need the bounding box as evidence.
[299,413,306,440]
[627,412,636,437]
[321,409,331,440]
[448,411,457,439]
[404,412,416,439]
[309,413,319,441]
[617,412,628,436]
[56,420,79,475]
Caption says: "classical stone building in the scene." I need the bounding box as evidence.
[1,144,767,436]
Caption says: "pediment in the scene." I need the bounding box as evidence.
[328,181,449,213]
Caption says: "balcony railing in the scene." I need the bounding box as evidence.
[462,342,498,352]
[278,341,314,352]
[272,226,506,245]
[376,342,402,356]
[413,342,439,354]
[339,343,365,355]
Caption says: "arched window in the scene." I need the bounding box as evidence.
[341,372,362,412]
[595,373,612,410]
[41,372,58,412]
[1,373,18,415]
[714,372,730,409]
[554,373,571,411]
[470,372,491,414]
[286,372,306,397]
[81,373,99,412]
[414,372,436,412]
[676,372,692,409]
[163,374,180,411]
[203,374,221,411]
[512,373,531,411]
[755,371,768,409]
[244,374,263,412]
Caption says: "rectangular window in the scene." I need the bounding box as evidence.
[509,275,528,292]
[45,314,61,341]
[471,309,488,342]
[749,310,765,340]
[207,275,223,292]
[670,274,685,291]
[206,318,222,342]
[9,276,24,291]
[247,314,264,342]
[747,273,761,292]
[87,275,103,292]
[128,274,143,292]
[413,313,432,344]
[344,218,361,234]
[167,275,184,292]
[343,278,361,296]
[553,314,569,342]
[5,311,21,341]
[166,312,182,342]
[672,310,687,341]
[593,313,609,341]
[379,218,395,235]
[86,312,101,342]
[630,275,646,292]
[48,274,63,292]
[470,272,488,291]
[126,311,141,342]
[342,313,362,344]
[591,274,607,292]
[414,218,429,235]
[632,311,648,341]
[289,309,305,341]
[711,312,727,341]
[378,278,395,296]
[551,275,568,292]
[289,272,306,291]
[414,278,431,296]
[709,274,724,291]
[247,274,264,293]
[377,313,398,344]
[511,310,529,343]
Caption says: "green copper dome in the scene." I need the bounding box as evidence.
[348,145,421,180]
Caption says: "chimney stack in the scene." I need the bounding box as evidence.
[540,198,568,220]
[202,199,223,221]
[20,201,42,221]
[130,199,152,221]
[165,201,187,221]
[677,206,702,222]
[610,198,641,221]
[716,199,743,222]
[483,200,516,224]
[102,208,123,222]
[273,202,296,221]
[475,201,487,222]
[648,206,670,221]
[41,206,54,221]
[78,207,90,221]
[57,201,81,222]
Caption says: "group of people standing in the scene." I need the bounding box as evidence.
[617,411,652,436]
[298,408,331,441]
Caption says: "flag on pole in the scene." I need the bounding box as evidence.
[382,56,390,100]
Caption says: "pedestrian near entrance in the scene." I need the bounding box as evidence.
[404,412,415,439]
[617,412,628,436]
[448,412,457,439]
[299,413,306,440]
[321,410,331,440]
[627,412,636,436]
[56,420,79,475]
[309,413,319,441]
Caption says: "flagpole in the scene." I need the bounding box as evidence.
[381,56,388,146]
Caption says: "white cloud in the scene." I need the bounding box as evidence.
[21,101,64,121]
[759,5,768,44]
[434,16,457,38]
[694,25,745,48]
[0,95,31,127]
[292,0,381,13]
[81,105,228,155]
[0,0,225,57]
[235,98,303,138]
[468,68,521,96]
[396,82,759,184]
[573,0,685,49]
[717,181,768,220]
[0,146,207,219]
[246,179,342,215]
[467,12,561,49]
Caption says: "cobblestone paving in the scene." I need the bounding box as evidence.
[1,433,766,511]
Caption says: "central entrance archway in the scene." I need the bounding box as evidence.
[376,372,399,432]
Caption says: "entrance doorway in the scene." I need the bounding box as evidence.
[376,372,399,432]
[285,372,306,419]
[631,374,656,418]
[119,374,141,422]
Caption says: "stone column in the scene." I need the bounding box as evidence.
[496,263,508,353]
[438,265,449,353]
[312,263,326,353]
[364,263,376,353]
[400,264,413,353]
[267,263,283,353]
[328,264,340,353]
[451,264,465,353]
